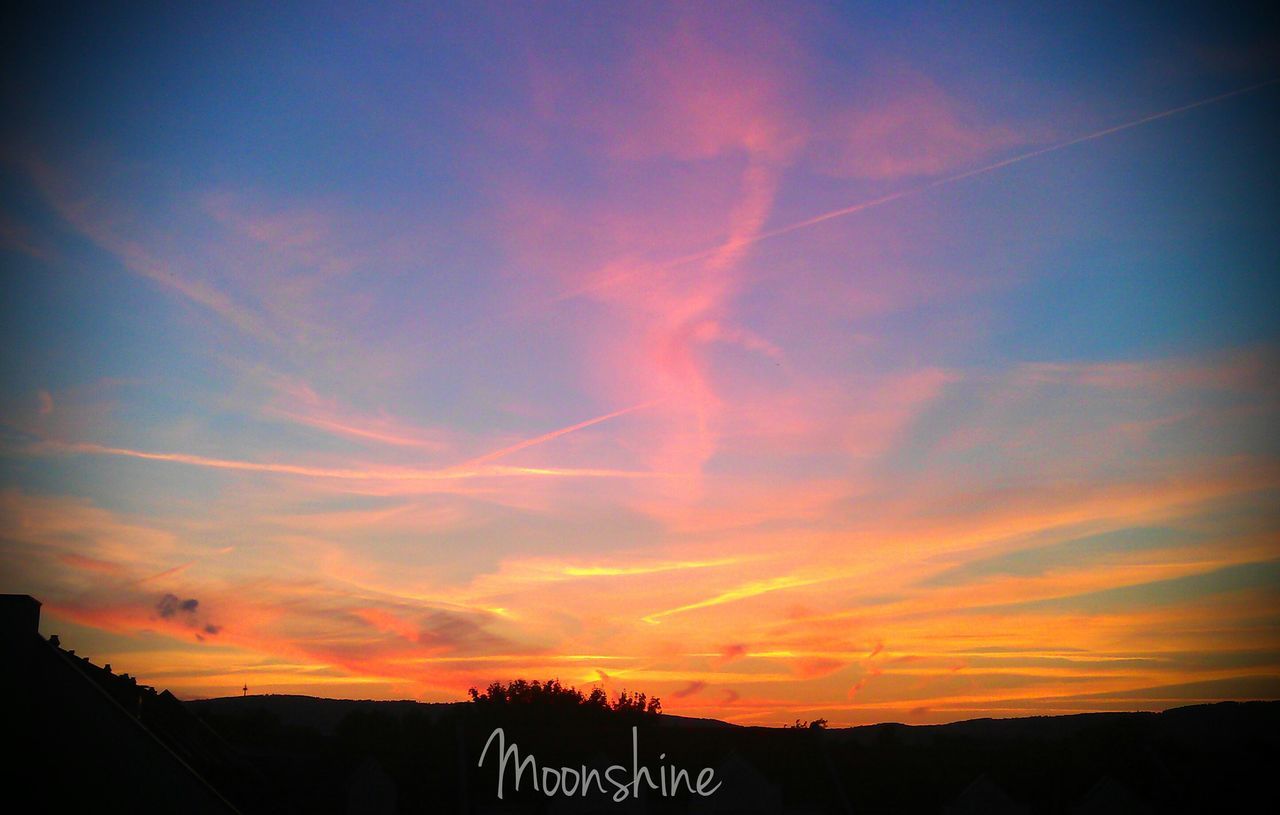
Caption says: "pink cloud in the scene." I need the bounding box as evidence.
[478,7,818,490]
[577,8,806,163]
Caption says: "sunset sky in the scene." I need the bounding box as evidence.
[2,2,1278,726]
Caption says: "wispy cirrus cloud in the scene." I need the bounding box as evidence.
[816,72,1032,181]
[19,154,278,344]
[28,439,669,487]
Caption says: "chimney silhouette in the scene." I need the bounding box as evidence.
[0,594,41,644]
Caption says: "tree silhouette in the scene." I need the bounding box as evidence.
[467,678,661,717]
[789,717,829,729]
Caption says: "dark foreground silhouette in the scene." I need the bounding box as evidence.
[6,594,1278,813]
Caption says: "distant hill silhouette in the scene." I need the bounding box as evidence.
[190,692,732,736]
[192,694,459,736]
[6,594,1278,813]
[184,692,1280,813]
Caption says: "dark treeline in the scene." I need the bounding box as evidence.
[187,691,1280,814]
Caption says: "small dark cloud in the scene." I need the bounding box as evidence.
[156,593,200,618]
[156,594,220,641]
[418,609,507,654]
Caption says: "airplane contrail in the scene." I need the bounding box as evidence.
[418,78,1278,360]
[460,398,666,467]
[563,77,1280,301]
[755,77,1280,245]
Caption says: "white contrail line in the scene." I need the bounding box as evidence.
[459,398,665,467]
[561,78,1279,301]
[759,77,1280,243]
